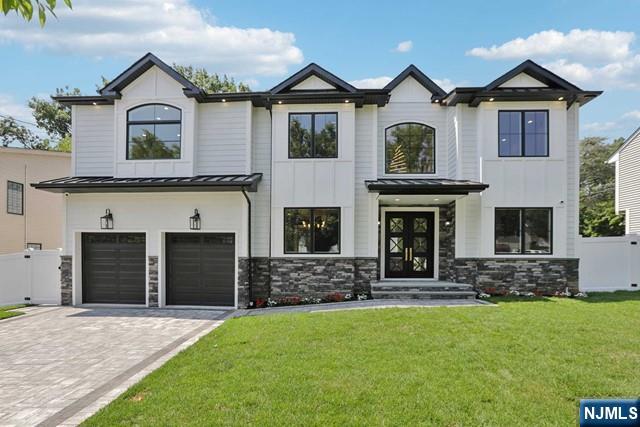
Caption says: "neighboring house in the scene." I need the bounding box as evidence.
[34,53,601,308]
[608,126,640,234]
[0,147,71,254]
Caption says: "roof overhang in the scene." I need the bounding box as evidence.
[443,88,602,107]
[32,174,262,193]
[365,178,489,195]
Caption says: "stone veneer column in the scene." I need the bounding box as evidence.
[237,257,271,308]
[60,255,73,306]
[148,256,158,307]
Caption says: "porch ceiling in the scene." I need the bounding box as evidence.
[365,178,489,195]
[378,194,463,205]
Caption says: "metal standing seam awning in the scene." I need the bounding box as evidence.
[31,173,263,193]
[365,178,489,195]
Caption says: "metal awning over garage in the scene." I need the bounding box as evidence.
[365,178,488,195]
[32,173,262,193]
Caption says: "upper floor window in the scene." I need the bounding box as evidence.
[7,181,23,215]
[385,123,435,174]
[499,110,548,157]
[289,113,338,158]
[127,104,181,160]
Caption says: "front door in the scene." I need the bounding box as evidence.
[385,212,435,278]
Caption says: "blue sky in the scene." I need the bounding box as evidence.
[1,0,639,141]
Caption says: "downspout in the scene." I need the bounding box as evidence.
[241,188,253,307]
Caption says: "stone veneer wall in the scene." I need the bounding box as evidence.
[237,257,271,308]
[237,257,378,307]
[60,255,72,306]
[148,256,158,307]
[437,202,456,282]
[453,258,579,295]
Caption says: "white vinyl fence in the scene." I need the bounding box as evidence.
[579,235,640,292]
[0,250,61,305]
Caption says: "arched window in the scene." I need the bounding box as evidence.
[385,123,435,174]
[127,104,181,160]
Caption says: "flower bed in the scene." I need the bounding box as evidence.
[253,292,369,308]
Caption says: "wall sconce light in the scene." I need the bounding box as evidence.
[190,209,201,230]
[100,209,113,229]
[445,221,452,226]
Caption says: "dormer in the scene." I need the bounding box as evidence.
[100,53,204,178]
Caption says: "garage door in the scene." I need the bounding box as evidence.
[82,233,146,304]
[166,233,235,307]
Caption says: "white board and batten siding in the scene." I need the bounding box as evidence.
[270,103,356,257]
[73,105,115,176]
[617,131,640,233]
[377,76,448,178]
[354,105,378,257]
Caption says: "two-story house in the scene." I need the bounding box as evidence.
[34,53,601,308]
[608,126,640,234]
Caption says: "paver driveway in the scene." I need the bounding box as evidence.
[0,306,227,426]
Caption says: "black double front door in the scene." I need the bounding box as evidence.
[385,212,435,278]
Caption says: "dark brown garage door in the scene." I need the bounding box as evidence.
[82,233,146,304]
[166,233,235,307]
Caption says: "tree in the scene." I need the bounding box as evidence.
[172,64,251,93]
[0,116,51,149]
[1,0,72,26]
[579,136,625,236]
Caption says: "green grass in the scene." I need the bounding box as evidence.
[0,304,27,320]
[84,292,640,426]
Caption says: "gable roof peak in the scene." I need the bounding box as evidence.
[485,59,582,91]
[99,52,203,100]
[270,62,357,93]
[383,65,446,98]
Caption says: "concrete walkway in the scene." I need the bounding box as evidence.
[230,298,492,318]
[0,306,227,426]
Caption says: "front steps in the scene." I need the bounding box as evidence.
[371,280,477,300]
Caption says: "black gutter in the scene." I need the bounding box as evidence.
[241,188,253,308]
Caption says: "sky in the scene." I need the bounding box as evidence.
[1,0,639,142]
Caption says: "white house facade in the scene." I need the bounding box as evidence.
[609,126,640,234]
[34,54,601,308]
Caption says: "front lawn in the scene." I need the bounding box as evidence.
[85,292,640,426]
[0,304,27,320]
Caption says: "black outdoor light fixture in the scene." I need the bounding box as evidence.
[190,209,201,230]
[100,209,113,229]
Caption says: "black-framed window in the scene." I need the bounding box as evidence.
[284,207,340,254]
[498,110,548,157]
[495,208,552,255]
[7,181,23,215]
[288,113,338,158]
[127,104,181,160]
[385,123,436,174]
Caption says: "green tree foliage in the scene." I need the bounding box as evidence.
[29,87,79,140]
[1,0,72,26]
[128,130,180,160]
[579,136,626,236]
[0,116,48,149]
[385,124,435,173]
[172,64,251,93]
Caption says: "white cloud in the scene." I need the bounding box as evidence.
[393,40,413,53]
[467,29,640,90]
[349,76,393,88]
[349,76,458,92]
[467,29,634,63]
[0,94,32,123]
[583,110,640,135]
[0,0,304,76]
[622,110,640,120]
